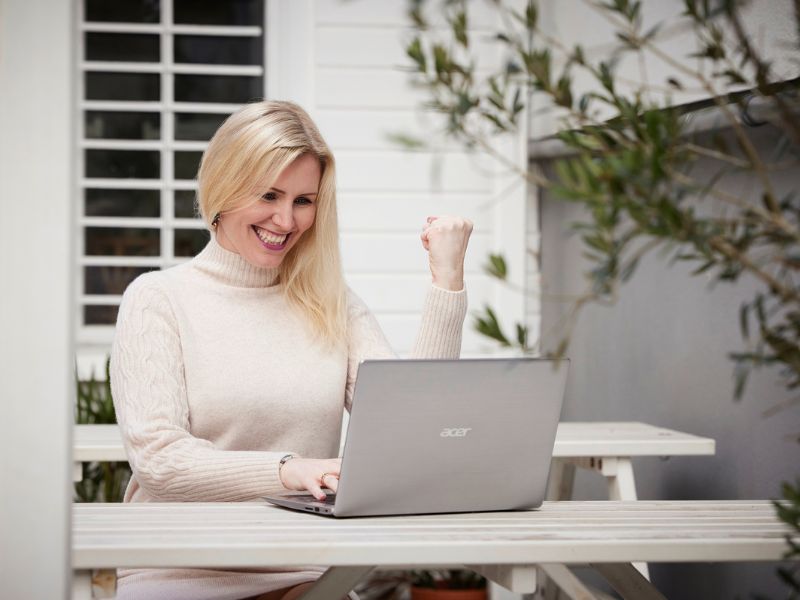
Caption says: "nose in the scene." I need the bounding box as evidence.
[271,199,294,231]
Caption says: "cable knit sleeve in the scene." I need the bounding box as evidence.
[344,285,467,410]
[110,274,290,501]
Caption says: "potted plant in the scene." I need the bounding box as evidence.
[74,357,131,504]
[355,569,486,600]
[410,570,487,600]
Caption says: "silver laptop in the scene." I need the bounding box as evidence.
[263,357,568,517]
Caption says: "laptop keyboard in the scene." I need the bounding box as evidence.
[295,494,336,505]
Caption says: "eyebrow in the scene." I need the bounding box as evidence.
[269,187,318,196]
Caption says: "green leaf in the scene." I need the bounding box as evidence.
[598,61,616,94]
[721,68,747,85]
[739,303,750,340]
[406,37,427,72]
[452,9,468,47]
[516,323,529,349]
[473,305,511,347]
[408,0,427,29]
[385,132,427,150]
[642,23,661,42]
[572,45,585,66]
[484,253,508,280]
[667,77,683,90]
[432,44,450,78]
[525,2,537,28]
[733,362,749,400]
[691,259,715,276]
[620,255,641,282]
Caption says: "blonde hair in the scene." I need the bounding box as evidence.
[197,100,346,347]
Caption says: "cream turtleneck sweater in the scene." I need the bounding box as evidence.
[109,235,467,600]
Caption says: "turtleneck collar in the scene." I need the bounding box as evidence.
[191,234,281,288]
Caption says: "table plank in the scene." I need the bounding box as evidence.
[73,424,127,462]
[553,422,715,457]
[73,422,716,463]
[73,501,793,569]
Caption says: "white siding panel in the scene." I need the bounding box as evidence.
[316,108,460,151]
[316,66,424,109]
[336,150,495,193]
[313,0,532,357]
[315,0,500,30]
[338,192,493,232]
[347,273,492,312]
[315,25,501,69]
[340,232,490,274]
[316,66,497,110]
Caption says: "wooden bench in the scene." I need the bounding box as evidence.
[74,421,716,504]
[72,500,796,600]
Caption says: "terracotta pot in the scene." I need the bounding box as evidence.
[410,586,488,600]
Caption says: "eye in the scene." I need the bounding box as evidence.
[261,192,278,201]
[294,196,314,205]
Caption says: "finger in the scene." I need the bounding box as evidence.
[426,216,438,224]
[323,460,342,493]
[326,476,339,493]
[420,231,430,251]
[320,473,338,493]
[308,481,326,501]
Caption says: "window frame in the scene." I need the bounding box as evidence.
[75,0,269,345]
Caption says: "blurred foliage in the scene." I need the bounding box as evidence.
[404,0,800,594]
[410,568,486,590]
[354,568,485,599]
[74,357,130,503]
[774,480,800,596]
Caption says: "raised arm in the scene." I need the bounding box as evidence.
[110,275,291,501]
[344,216,472,409]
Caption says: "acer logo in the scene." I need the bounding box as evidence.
[440,427,472,438]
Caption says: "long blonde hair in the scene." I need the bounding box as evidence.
[197,100,346,347]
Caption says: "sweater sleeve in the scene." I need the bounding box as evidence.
[344,285,467,410]
[110,274,291,501]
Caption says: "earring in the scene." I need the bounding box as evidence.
[211,213,220,227]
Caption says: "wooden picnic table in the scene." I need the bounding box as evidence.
[73,421,716,504]
[72,500,795,600]
[72,422,716,597]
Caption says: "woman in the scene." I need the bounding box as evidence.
[110,100,472,600]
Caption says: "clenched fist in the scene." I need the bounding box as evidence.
[420,215,473,291]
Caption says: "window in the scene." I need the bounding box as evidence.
[77,0,266,342]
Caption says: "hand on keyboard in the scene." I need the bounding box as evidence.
[279,457,341,501]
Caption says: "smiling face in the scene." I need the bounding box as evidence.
[215,153,321,269]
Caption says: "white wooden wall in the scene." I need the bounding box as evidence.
[303,0,531,357]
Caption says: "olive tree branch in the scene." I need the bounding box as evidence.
[583,0,782,214]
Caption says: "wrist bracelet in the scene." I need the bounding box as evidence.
[278,454,296,470]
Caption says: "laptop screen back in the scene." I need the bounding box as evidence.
[333,358,568,517]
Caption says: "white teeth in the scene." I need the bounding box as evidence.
[254,226,288,245]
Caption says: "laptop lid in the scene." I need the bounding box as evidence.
[329,357,568,517]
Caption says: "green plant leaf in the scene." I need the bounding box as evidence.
[406,37,426,72]
[484,253,507,280]
[473,305,511,347]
